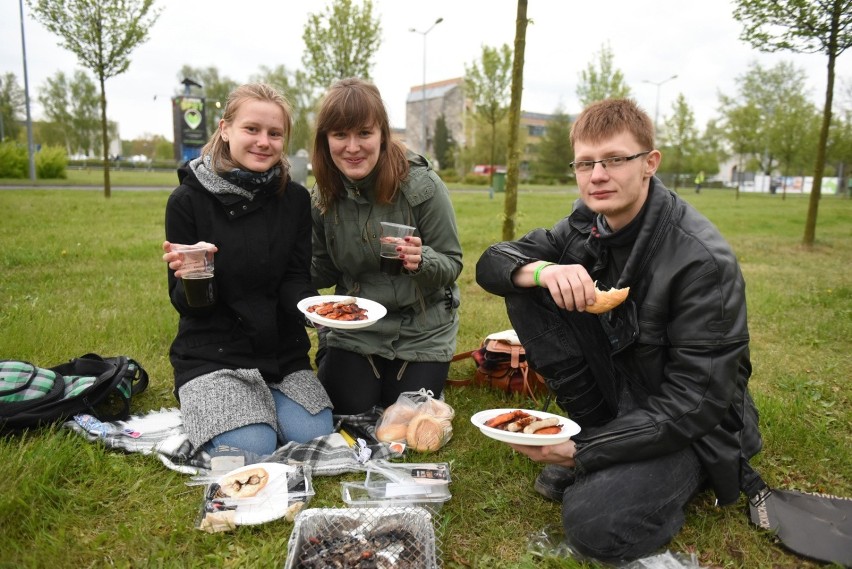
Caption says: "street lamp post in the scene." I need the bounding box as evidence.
[642,74,678,137]
[410,17,443,156]
[19,0,36,181]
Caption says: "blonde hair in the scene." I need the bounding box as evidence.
[202,83,292,180]
[570,98,655,151]
[312,78,409,212]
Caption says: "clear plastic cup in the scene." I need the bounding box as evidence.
[379,222,415,276]
[173,244,216,307]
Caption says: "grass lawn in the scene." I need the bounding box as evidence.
[0,186,849,568]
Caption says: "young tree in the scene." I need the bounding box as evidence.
[719,102,763,198]
[576,42,632,107]
[533,108,572,182]
[502,0,529,241]
[0,73,26,142]
[433,114,456,171]
[772,93,821,198]
[659,94,699,192]
[28,0,162,197]
[733,0,852,247]
[252,65,316,154]
[827,86,852,195]
[39,70,100,156]
[301,0,381,93]
[465,43,513,188]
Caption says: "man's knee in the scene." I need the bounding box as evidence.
[561,479,686,561]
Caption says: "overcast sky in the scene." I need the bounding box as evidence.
[2,0,850,142]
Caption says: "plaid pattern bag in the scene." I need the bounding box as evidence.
[0,354,148,431]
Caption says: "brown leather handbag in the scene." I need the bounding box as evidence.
[449,330,548,404]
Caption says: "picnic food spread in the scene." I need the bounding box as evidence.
[306,297,369,321]
[585,284,630,314]
[483,409,564,435]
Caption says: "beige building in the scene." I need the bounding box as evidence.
[405,77,467,158]
[405,77,561,177]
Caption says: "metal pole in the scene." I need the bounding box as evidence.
[19,0,36,180]
[421,32,427,156]
[410,17,442,156]
[642,74,677,138]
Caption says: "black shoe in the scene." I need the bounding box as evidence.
[534,464,576,502]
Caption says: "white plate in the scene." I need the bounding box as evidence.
[470,408,581,446]
[297,295,387,330]
[214,462,294,525]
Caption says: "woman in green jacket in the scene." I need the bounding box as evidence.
[310,78,463,415]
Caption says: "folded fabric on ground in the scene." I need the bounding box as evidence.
[63,408,400,476]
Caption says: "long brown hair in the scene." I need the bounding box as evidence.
[312,78,409,212]
[202,83,292,184]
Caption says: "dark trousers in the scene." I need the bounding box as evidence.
[317,346,450,415]
[505,290,706,561]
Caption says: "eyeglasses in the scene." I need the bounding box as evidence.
[569,151,651,173]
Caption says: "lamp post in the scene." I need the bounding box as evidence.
[642,74,678,136]
[19,0,36,180]
[410,17,443,156]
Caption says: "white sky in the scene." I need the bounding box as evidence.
[2,0,850,141]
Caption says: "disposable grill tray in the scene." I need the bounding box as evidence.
[284,506,438,569]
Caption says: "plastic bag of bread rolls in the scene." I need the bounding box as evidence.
[375,389,455,452]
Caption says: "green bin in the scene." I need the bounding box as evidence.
[492,171,506,193]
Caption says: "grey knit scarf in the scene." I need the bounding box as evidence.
[189,155,280,200]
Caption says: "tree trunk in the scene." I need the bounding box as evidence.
[803,4,841,248]
[488,121,496,189]
[502,0,528,242]
[99,74,111,198]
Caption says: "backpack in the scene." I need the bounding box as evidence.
[0,353,149,432]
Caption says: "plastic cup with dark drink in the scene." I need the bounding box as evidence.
[173,244,217,307]
[379,222,415,276]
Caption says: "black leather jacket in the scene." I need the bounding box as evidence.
[476,178,762,505]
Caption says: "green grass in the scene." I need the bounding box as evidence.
[0,167,180,188]
[0,187,849,568]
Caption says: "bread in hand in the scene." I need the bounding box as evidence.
[585,284,630,314]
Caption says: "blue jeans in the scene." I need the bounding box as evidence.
[206,390,333,457]
[504,290,706,560]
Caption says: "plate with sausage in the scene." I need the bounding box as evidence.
[470,408,581,446]
[297,295,387,330]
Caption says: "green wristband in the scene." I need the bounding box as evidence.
[533,262,555,287]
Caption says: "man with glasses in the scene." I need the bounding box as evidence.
[476,98,761,562]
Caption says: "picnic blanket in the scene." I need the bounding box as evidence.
[63,407,400,476]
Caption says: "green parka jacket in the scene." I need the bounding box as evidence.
[310,153,462,362]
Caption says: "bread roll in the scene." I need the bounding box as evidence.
[382,402,418,422]
[376,423,409,442]
[406,413,449,452]
[218,466,269,498]
[585,284,630,314]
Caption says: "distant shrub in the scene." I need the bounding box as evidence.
[0,142,28,178]
[461,173,490,185]
[36,146,68,179]
[438,168,460,183]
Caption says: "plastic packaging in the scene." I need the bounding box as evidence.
[341,460,452,514]
[194,462,314,533]
[375,389,454,452]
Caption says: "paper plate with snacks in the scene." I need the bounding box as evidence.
[471,408,580,446]
[297,295,387,330]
